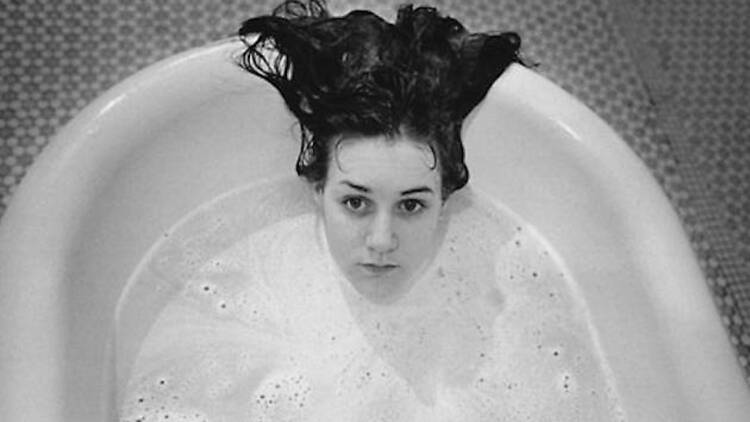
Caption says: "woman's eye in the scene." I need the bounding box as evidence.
[399,199,425,214]
[343,197,368,213]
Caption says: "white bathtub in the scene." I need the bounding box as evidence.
[1,39,748,421]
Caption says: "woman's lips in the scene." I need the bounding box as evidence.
[358,263,398,275]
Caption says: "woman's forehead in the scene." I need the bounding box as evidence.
[334,135,436,171]
[330,135,440,191]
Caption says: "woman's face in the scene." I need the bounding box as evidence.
[315,134,447,302]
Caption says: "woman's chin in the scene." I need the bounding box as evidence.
[346,267,415,304]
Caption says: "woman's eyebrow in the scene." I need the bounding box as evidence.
[341,180,370,193]
[400,186,434,196]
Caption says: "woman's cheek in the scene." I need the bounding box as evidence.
[328,207,361,249]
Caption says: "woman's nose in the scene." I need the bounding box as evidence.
[366,212,398,253]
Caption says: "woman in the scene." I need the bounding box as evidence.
[120,2,531,420]
[237,0,523,302]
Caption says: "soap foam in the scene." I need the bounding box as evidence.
[118,178,625,421]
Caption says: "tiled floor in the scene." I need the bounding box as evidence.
[612,0,750,373]
[1,0,748,383]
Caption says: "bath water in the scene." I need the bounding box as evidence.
[117,177,625,421]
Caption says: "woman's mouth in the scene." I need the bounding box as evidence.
[358,263,399,276]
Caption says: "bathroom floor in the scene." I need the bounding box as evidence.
[1,0,748,384]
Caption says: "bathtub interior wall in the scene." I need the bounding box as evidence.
[74,93,298,415]
[85,69,307,420]
[0,44,300,421]
[1,41,750,421]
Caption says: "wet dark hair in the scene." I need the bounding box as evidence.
[238,0,523,198]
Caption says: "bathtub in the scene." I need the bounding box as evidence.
[1,39,748,421]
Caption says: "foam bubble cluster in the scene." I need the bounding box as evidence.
[118,181,625,421]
